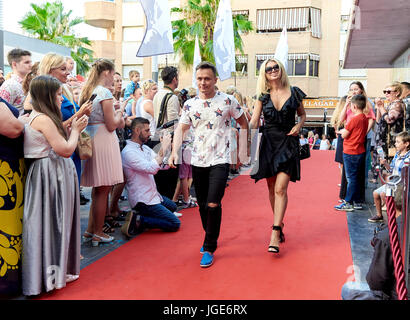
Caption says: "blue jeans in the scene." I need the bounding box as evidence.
[134,196,180,232]
[341,281,389,300]
[343,152,365,204]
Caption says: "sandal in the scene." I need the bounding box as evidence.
[103,222,115,234]
[268,225,284,254]
[105,216,122,228]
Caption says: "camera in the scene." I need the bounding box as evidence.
[178,88,190,107]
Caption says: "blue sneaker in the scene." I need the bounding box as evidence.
[334,202,354,211]
[200,252,214,268]
[200,246,204,254]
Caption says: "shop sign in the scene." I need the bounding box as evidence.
[302,99,339,108]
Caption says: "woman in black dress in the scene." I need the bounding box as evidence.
[250,59,306,254]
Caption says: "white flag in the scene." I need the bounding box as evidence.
[192,35,201,89]
[213,0,235,81]
[274,27,288,71]
[136,0,174,57]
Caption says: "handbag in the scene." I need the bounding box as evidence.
[76,131,93,160]
[299,143,311,160]
[72,100,92,160]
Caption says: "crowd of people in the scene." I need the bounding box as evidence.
[327,80,410,300]
[0,49,255,296]
[0,47,408,300]
[329,80,410,216]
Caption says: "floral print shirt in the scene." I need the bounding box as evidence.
[179,91,243,167]
[0,74,25,114]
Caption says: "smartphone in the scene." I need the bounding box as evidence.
[89,93,97,102]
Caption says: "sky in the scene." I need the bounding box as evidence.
[3,0,106,40]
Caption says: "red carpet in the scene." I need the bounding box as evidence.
[41,151,352,300]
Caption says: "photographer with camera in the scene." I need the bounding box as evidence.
[152,66,181,199]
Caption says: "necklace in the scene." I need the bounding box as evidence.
[164,86,174,92]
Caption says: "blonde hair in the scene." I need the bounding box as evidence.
[39,53,74,104]
[225,85,237,95]
[141,79,157,96]
[187,87,197,97]
[386,81,403,98]
[128,70,140,79]
[225,86,244,106]
[79,59,115,106]
[331,96,347,129]
[256,59,290,97]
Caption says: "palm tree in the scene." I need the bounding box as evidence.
[19,1,94,75]
[171,0,253,70]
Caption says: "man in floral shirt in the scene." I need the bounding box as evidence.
[0,49,32,114]
[169,61,249,268]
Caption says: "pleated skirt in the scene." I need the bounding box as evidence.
[22,152,80,296]
[81,124,124,187]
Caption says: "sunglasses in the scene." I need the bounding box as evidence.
[383,90,396,94]
[265,65,280,74]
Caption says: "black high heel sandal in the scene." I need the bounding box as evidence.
[279,223,285,243]
[268,225,283,253]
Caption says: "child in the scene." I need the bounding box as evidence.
[334,94,369,211]
[369,131,410,222]
[319,134,331,150]
[123,70,140,101]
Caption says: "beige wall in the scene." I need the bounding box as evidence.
[85,0,395,100]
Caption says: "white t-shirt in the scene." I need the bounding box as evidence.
[319,139,330,150]
[179,91,243,167]
[139,98,156,137]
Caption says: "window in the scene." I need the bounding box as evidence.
[309,54,320,77]
[256,7,322,38]
[256,53,319,77]
[235,54,248,76]
[255,54,275,76]
[294,59,307,75]
[232,10,249,19]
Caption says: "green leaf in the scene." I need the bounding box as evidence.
[18,1,94,76]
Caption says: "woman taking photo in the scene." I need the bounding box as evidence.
[250,59,306,254]
[374,82,405,162]
[37,53,92,187]
[22,75,88,296]
[80,59,125,247]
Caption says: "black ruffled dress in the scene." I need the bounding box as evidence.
[251,86,306,183]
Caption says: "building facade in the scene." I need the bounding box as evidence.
[84,0,395,131]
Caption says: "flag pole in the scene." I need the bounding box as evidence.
[152,55,158,83]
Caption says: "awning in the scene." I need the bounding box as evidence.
[343,0,410,68]
[236,55,248,63]
[257,8,309,32]
[310,8,322,38]
[255,53,320,61]
[256,7,321,38]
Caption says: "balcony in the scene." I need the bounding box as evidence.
[91,40,116,60]
[84,1,116,29]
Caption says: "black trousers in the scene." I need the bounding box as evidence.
[192,163,230,253]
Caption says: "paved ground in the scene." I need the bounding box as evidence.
[14,167,386,299]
